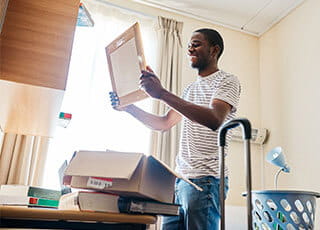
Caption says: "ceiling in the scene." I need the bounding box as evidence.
[131,0,305,36]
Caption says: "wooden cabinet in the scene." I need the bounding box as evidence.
[0,0,80,137]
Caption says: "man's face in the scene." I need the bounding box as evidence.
[187,32,212,71]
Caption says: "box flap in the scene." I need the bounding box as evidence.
[64,150,144,179]
[148,155,203,191]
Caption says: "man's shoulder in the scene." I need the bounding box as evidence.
[218,70,240,85]
[219,70,238,80]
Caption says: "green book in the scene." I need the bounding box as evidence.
[0,195,59,208]
[29,197,59,208]
[0,184,62,200]
[28,187,61,200]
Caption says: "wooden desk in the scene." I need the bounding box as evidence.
[0,206,157,229]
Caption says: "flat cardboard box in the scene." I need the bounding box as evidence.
[63,150,201,203]
[105,22,148,108]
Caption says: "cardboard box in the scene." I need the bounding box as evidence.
[63,150,201,203]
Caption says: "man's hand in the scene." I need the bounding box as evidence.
[139,66,166,99]
[109,91,123,111]
[109,91,134,112]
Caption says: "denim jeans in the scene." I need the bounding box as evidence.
[161,176,229,230]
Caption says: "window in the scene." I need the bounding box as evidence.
[42,1,157,189]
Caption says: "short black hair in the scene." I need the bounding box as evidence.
[194,28,224,59]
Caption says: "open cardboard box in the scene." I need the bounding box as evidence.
[63,150,201,203]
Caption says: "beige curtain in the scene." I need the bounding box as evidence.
[149,16,183,169]
[0,133,50,186]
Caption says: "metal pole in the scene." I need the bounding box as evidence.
[244,139,253,229]
[218,118,252,230]
[219,146,225,230]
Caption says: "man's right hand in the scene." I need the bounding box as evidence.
[109,91,122,111]
[109,91,134,112]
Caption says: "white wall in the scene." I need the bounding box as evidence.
[259,0,320,227]
[259,0,320,193]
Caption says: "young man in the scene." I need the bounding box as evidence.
[110,28,240,229]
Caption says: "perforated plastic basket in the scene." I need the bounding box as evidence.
[251,190,320,230]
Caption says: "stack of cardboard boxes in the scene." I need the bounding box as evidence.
[61,150,200,215]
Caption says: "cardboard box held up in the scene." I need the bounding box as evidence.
[63,150,201,203]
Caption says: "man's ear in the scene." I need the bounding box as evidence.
[210,45,220,58]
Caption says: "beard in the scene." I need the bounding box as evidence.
[190,57,210,71]
[189,48,212,71]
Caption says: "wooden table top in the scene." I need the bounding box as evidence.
[0,206,157,225]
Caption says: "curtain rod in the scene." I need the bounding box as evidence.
[93,0,157,20]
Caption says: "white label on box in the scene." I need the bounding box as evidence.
[87,177,113,189]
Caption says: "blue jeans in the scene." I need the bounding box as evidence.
[161,176,229,230]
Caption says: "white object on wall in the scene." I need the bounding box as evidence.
[231,127,268,145]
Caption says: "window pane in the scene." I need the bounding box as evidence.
[42,2,156,189]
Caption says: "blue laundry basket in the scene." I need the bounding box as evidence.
[251,190,320,230]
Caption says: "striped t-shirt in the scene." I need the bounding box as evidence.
[175,70,241,179]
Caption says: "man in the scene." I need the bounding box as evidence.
[110,28,240,229]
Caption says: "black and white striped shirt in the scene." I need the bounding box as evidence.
[175,70,241,179]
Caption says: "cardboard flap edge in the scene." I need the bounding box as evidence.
[64,150,144,180]
[148,155,203,191]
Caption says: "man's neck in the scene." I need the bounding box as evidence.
[198,66,219,77]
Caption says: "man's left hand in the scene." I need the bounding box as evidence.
[139,66,166,99]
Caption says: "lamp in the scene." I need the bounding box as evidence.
[266,147,290,189]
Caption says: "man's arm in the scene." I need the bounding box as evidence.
[159,91,231,131]
[139,69,232,131]
[123,105,182,131]
[109,91,182,131]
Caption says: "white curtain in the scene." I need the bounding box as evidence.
[0,133,50,185]
[149,16,183,169]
